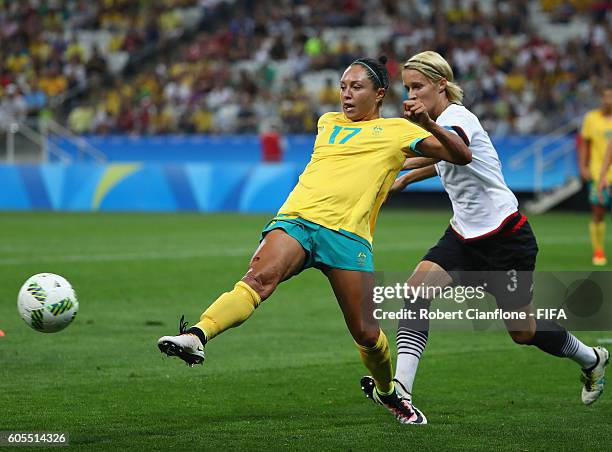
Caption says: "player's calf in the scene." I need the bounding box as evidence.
[508,329,535,345]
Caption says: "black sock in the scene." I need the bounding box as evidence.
[186,326,207,346]
[528,319,571,357]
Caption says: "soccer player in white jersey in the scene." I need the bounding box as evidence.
[360,51,608,423]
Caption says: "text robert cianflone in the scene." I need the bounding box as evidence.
[372,308,568,321]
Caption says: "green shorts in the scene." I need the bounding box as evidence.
[589,180,611,207]
[261,215,374,272]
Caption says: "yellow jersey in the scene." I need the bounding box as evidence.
[278,112,431,243]
[581,109,612,182]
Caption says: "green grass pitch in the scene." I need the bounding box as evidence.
[1,210,611,450]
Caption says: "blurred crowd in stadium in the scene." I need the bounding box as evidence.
[0,0,610,136]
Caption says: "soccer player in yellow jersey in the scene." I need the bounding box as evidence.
[579,85,612,265]
[158,56,471,424]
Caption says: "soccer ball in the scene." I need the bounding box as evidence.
[17,273,79,333]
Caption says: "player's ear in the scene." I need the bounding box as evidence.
[438,79,447,94]
[377,87,386,103]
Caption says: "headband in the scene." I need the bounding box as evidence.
[404,59,448,81]
[353,60,384,88]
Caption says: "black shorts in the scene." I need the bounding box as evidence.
[422,213,539,311]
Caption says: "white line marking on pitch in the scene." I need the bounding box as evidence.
[0,248,255,265]
[0,236,595,266]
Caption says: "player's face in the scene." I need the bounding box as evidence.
[402,69,444,115]
[340,65,384,121]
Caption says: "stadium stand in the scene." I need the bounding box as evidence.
[0,0,207,127]
[1,0,610,136]
[0,0,608,211]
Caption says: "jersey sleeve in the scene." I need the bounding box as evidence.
[398,120,432,156]
[436,109,477,146]
[317,112,331,128]
[317,112,332,125]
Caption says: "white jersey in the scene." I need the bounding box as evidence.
[434,104,518,240]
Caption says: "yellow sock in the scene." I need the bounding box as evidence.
[596,222,606,253]
[195,281,261,341]
[589,222,598,252]
[590,221,606,252]
[356,330,394,394]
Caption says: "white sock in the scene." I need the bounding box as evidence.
[395,327,428,394]
[394,353,421,394]
[564,334,597,369]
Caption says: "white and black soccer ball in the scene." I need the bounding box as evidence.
[17,273,79,333]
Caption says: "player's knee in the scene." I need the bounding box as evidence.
[242,267,281,301]
[593,205,606,222]
[509,330,535,345]
[352,329,380,348]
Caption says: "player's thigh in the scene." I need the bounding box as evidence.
[420,226,471,288]
[324,268,379,346]
[485,233,537,342]
[408,260,454,296]
[490,219,538,296]
[589,181,610,221]
[402,261,454,328]
[245,229,306,288]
